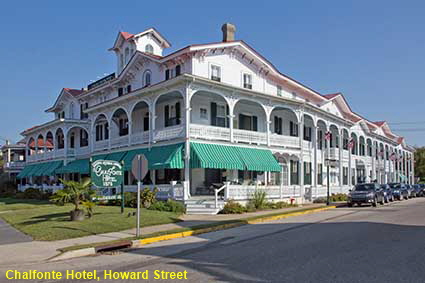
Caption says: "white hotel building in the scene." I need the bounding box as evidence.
[16,24,415,213]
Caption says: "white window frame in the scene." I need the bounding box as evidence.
[210,64,221,82]
[242,73,252,89]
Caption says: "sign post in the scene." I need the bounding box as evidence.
[132,154,149,238]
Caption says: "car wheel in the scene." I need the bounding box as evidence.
[347,203,353,207]
[372,198,377,207]
[380,197,385,205]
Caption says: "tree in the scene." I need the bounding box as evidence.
[50,178,96,221]
[414,147,425,182]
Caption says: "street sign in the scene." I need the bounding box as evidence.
[131,154,149,238]
[91,160,124,188]
[132,154,149,181]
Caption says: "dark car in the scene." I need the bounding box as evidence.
[381,184,394,203]
[406,184,416,198]
[389,183,408,200]
[413,184,424,197]
[347,183,385,207]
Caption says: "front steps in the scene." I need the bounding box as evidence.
[185,198,225,215]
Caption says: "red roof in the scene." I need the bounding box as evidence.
[373,121,386,127]
[64,88,84,97]
[120,32,134,40]
[323,93,340,100]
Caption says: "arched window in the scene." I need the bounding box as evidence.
[144,70,151,87]
[145,44,154,54]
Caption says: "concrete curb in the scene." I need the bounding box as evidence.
[51,205,336,262]
[49,247,96,262]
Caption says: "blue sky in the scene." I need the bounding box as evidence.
[1,0,424,146]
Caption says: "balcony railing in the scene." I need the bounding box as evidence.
[5,161,25,170]
[154,125,184,142]
[110,135,129,149]
[269,134,299,148]
[94,140,109,151]
[233,129,267,145]
[190,124,230,142]
[130,131,149,145]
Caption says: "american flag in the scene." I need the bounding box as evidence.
[324,131,332,141]
[348,138,355,149]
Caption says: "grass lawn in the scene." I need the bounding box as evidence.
[0,200,182,241]
[0,197,51,211]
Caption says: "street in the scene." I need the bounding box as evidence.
[3,198,425,283]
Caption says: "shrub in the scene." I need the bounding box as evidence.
[148,199,186,213]
[22,188,44,199]
[249,190,267,210]
[266,201,298,209]
[313,193,347,203]
[0,180,17,197]
[313,197,326,203]
[124,192,137,208]
[245,201,257,212]
[219,200,246,214]
[140,187,158,208]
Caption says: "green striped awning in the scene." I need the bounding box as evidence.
[122,143,184,171]
[92,154,108,161]
[55,159,89,174]
[17,164,37,179]
[105,151,128,162]
[190,142,245,170]
[29,162,51,177]
[236,147,281,172]
[190,142,281,172]
[43,161,63,176]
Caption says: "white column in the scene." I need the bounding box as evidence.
[298,117,304,202]
[312,126,318,191]
[150,105,156,145]
[348,132,352,186]
[184,88,191,199]
[266,119,271,147]
[411,154,415,184]
[128,120,132,146]
[229,104,235,143]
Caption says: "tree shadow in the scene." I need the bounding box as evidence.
[20,212,71,225]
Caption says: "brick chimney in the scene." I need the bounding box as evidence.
[221,23,236,42]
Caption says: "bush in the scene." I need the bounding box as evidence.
[313,193,348,203]
[140,187,158,208]
[124,192,137,208]
[248,190,267,210]
[21,188,51,200]
[0,183,17,198]
[148,199,186,213]
[266,201,298,209]
[219,200,247,214]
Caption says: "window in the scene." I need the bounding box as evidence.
[243,73,252,89]
[239,114,258,131]
[120,54,124,69]
[143,112,150,131]
[175,65,181,76]
[104,123,109,139]
[351,168,356,185]
[277,85,282,96]
[211,65,221,82]
[318,130,323,150]
[290,160,299,185]
[70,133,75,148]
[343,167,348,185]
[80,129,88,147]
[165,69,170,80]
[118,87,124,96]
[164,102,181,127]
[95,124,103,141]
[125,47,129,64]
[144,71,151,87]
[210,102,227,127]
[274,116,283,135]
[289,121,298,137]
[119,118,129,136]
[80,103,89,119]
[318,164,323,185]
[126,85,132,93]
[145,44,154,54]
[304,162,312,185]
[200,108,208,119]
[69,103,75,119]
[303,126,312,141]
[343,136,348,150]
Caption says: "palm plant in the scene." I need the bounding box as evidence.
[50,178,96,221]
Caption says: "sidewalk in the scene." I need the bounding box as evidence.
[0,203,324,266]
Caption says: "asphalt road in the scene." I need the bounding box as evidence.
[3,198,425,283]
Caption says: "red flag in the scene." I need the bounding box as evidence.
[348,138,354,149]
[324,131,332,141]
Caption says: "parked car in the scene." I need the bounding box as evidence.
[389,183,408,200]
[381,184,394,203]
[347,183,385,207]
[413,184,424,197]
[405,184,416,198]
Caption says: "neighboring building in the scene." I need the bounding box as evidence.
[1,140,26,182]
[16,23,415,213]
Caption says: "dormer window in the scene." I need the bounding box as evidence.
[277,85,282,96]
[145,44,154,54]
[126,85,132,93]
[165,69,170,80]
[175,65,181,76]
[243,73,252,89]
[211,65,221,82]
